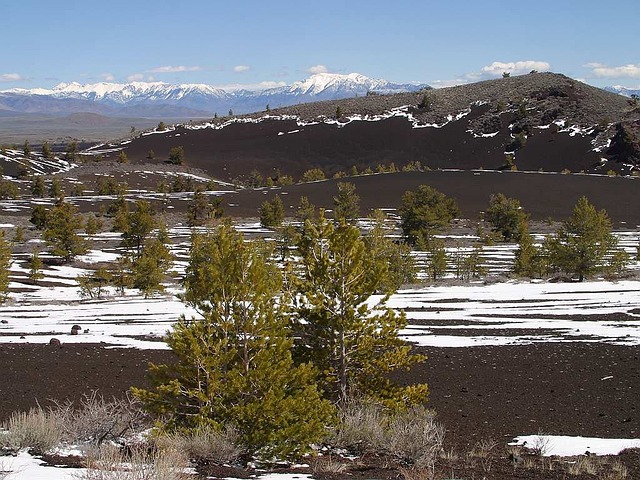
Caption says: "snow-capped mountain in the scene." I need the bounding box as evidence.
[604,85,640,98]
[0,73,429,118]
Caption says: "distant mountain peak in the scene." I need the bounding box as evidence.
[0,73,429,118]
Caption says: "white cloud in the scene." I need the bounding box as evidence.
[233,65,250,73]
[148,65,202,73]
[307,64,329,74]
[101,73,115,81]
[127,73,145,82]
[480,60,551,76]
[588,63,640,78]
[0,73,23,82]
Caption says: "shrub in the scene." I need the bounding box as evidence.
[158,427,241,465]
[0,408,64,454]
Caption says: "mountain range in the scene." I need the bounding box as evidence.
[0,73,430,118]
[604,85,640,98]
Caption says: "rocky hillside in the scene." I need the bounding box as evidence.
[84,72,638,181]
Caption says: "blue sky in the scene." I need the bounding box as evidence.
[2,0,639,90]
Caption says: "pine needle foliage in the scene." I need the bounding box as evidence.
[133,224,333,459]
[293,213,428,410]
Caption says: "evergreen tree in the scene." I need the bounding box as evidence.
[259,195,285,228]
[77,267,112,299]
[117,151,129,164]
[42,141,53,159]
[513,228,545,277]
[64,141,77,162]
[43,200,88,262]
[485,193,529,241]
[131,223,174,298]
[157,121,166,131]
[168,146,185,165]
[333,182,360,223]
[30,176,46,197]
[400,185,460,246]
[0,232,11,303]
[48,178,63,198]
[296,196,316,225]
[293,213,428,409]
[30,205,49,230]
[121,200,156,258]
[187,189,218,227]
[23,140,31,159]
[133,225,333,459]
[544,196,622,281]
[27,249,44,285]
[301,168,326,183]
[425,238,448,281]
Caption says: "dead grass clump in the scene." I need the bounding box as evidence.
[58,391,148,445]
[76,443,189,480]
[311,455,349,475]
[157,426,242,465]
[567,455,598,475]
[0,408,64,454]
[330,401,386,453]
[384,406,444,470]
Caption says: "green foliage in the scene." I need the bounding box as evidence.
[418,94,432,110]
[188,189,223,227]
[131,224,174,298]
[134,225,333,459]
[120,200,156,258]
[157,122,166,131]
[335,106,343,119]
[293,213,428,409]
[147,149,155,160]
[364,210,416,291]
[43,200,88,262]
[259,195,285,228]
[424,237,448,281]
[485,193,529,241]
[23,140,31,159]
[117,151,128,164]
[333,182,360,223]
[27,250,44,285]
[399,185,460,246]
[48,178,64,199]
[77,267,112,299]
[13,226,24,243]
[296,196,316,225]
[0,180,18,199]
[85,215,104,236]
[513,230,545,278]
[42,141,53,159]
[544,196,623,281]
[301,168,326,183]
[64,141,77,162]
[0,232,12,303]
[30,205,49,230]
[168,146,185,165]
[30,177,46,197]
[96,177,127,196]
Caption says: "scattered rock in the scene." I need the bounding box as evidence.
[49,338,62,347]
[0,319,7,324]
[71,325,82,335]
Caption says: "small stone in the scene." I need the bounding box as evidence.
[0,319,8,324]
[71,325,82,335]
[49,338,62,347]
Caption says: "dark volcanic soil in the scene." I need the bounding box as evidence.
[1,341,638,451]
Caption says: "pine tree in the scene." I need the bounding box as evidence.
[23,140,31,159]
[30,205,49,230]
[259,195,285,228]
[294,213,428,409]
[400,185,460,246]
[30,177,46,197]
[77,267,112,299]
[26,249,44,285]
[117,151,129,164]
[43,200,88,262]
[485,193,529,241]
[121,200,156,258]
[131,224,174,298]
[425,237,448,281]
[0,233,12,303]
[168,146,185,165]
[48,178,63,199]
[544,196,621,281]
[333,182,360,223]
[42,141,53,159]
[133,224,333,459]
[187,189,215,227]
[296,196,316,225]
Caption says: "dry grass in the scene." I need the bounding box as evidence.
[156,426,242,465]
[329,401,386,453]
[56,391,148,446]
[311,455,349,475]
[75,443,189,480]
[0,408,64,454]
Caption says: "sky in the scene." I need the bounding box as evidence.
[2,0,639,91]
